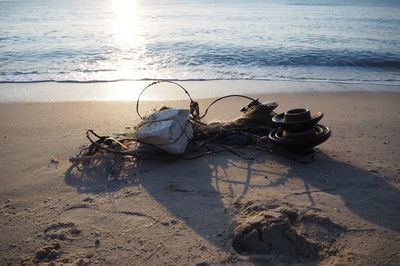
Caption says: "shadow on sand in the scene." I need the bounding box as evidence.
[64,154,236,252]
[272,152,400,232]
[64,150,399,260]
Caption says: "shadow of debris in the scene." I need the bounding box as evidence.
[269,151,400,232]
[137,155,236,252]
[64,157,139,193]
[63,149,399,264]
[64,154,237,253]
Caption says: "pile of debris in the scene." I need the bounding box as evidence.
[70,81,331,165]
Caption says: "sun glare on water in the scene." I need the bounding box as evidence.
[111,0,142,48]
[109,0,148,99]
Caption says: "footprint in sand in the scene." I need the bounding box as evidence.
[33,222,83,263]
[43,222,81,241]
[232,201,345,261]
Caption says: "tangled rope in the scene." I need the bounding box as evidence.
[70,80,275,165]
[136,80,201,120]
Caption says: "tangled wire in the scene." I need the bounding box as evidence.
[70,80,278,165]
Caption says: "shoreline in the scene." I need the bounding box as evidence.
[2,77,400,86]
[0,79,399,103]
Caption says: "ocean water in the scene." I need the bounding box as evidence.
[1,0,400,85]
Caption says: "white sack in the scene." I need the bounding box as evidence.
[135,109,193,154]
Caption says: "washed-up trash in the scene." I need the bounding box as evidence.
[272,108,323,132]
[113,132,129,137]
[134,108,193,154]
[269,108,331,153]
[70,81,332,167]
[195,100,278,143]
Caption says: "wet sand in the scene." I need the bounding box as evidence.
[0,91,399,265]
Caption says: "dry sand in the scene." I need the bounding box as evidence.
[0,91,399,265]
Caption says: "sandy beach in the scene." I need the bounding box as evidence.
[0,90,399,265]
[2,0,400,264]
